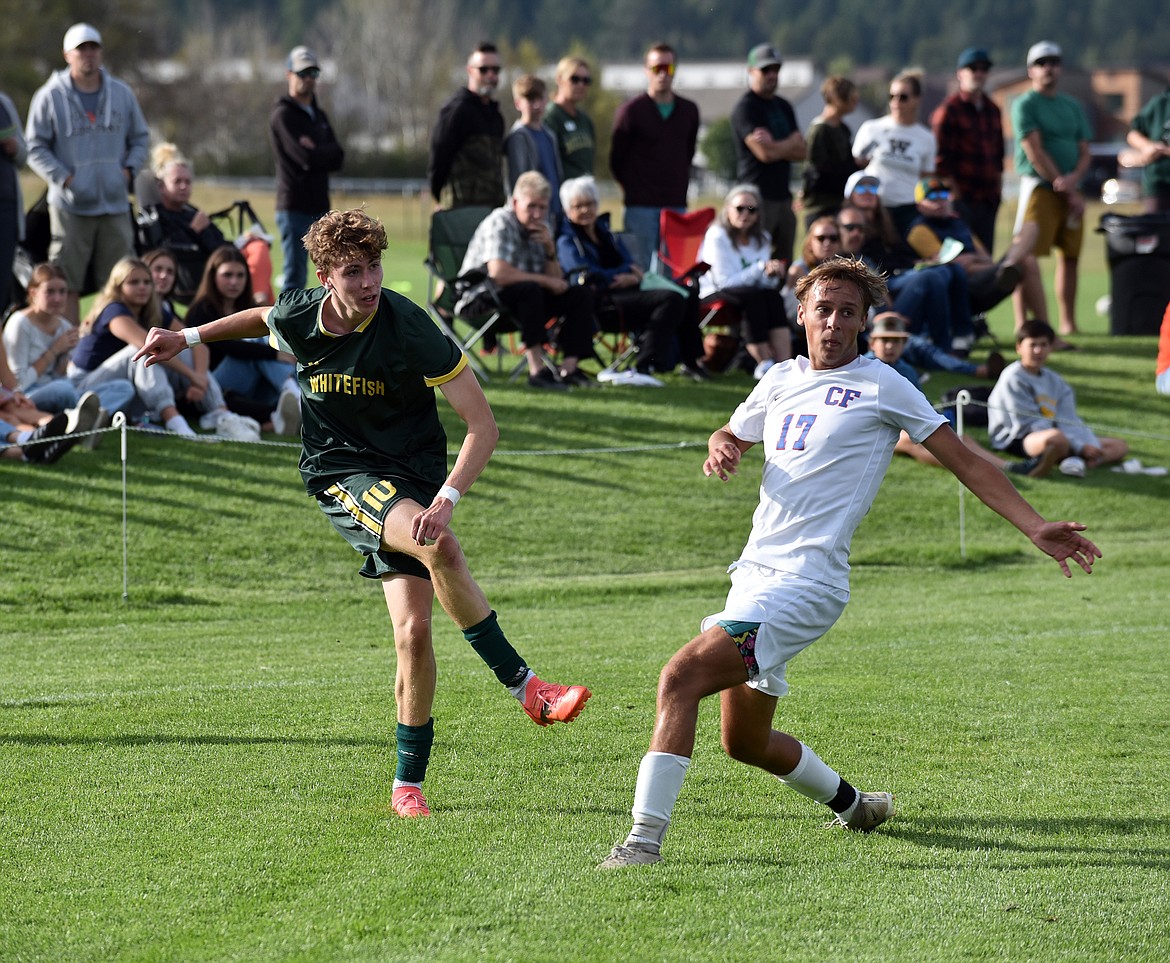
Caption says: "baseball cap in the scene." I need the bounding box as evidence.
[957,47,992,70]
[1027,41,1062,66]
[747,44,782,70]
[63,23,102,51]
[870,312,910,339]
[914,177,951,203]
[287,46,320,73]
[844,170,880,198]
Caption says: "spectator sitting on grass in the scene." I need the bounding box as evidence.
[988,319,1128,477]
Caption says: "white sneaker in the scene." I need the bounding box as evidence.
[1058,456,1086,477]
[272,386,301,435]
[83,407,111,450]
[215,412,261,441]
[605,369,665,387]
[753,359,775,380]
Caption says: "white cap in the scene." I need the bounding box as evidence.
[1026,41,1062,66]
[844,170,880,199]
[64,23,102,51]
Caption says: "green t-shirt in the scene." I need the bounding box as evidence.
[266,287,467,495]
[1011,90,1092,184]
[543,101,596,179]
[1131,89,1170,194]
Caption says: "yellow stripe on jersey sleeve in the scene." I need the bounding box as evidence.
[424,352,468,388]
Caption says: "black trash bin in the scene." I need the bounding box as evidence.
[1098,213,1170,335]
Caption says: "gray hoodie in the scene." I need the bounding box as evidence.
[25,66,149,216]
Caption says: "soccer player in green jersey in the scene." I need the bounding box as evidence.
[135,209,590,818]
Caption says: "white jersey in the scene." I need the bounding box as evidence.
[852,116,936,207]
[727,355,947,590]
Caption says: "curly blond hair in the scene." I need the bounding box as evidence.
[303,210,388,275]
[794,256,888,315]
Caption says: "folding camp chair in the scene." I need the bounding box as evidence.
[653,207,715,282]
[424,206,530,381]
[651,207,745,362]
[425,207,568,383]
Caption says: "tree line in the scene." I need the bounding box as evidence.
[0,0,1165,180]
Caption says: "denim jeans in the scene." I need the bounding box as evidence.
[275,209,322,292]
[622,206,684,274]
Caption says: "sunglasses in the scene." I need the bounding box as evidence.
[733,205,758,214]
[925,190,951,201]
[569,75,592,85]
[813,234,840,242]
[852,183,879,195]
[649,63,675,76]
[840,222,865,231]
[966,63,991,73]
[296,67,321,79]
[758,65,781,75]
[1033,57,1061,68]
[475,64,502,74]
[889,92,913,102]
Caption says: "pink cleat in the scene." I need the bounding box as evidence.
[522,677,591,727]
[392,785,431,818]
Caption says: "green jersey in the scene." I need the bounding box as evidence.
[544,102,596,179]
[266,287,467,496]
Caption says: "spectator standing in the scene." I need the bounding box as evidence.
[269,46,344,293]
[853,70,936,236]
[544,57,596,180]
[932,47,1004,253]
[799,76,859,227]
[457,172,594,389]
[429,42,506,210]
[610,43,700,268]
[1010,42,1091,339]
[1126,82,1170,214]
[25,23,149,324]
[0,89,27,317]
[503,75,564,223]
[730,44,807,265]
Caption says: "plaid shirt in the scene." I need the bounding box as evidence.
[460,204,547,277]
[455,204,551,316]
[931,92,1004,206]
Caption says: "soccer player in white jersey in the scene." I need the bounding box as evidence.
[600,257,1101,868]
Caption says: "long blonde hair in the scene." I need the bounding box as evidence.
[81,257,162,334]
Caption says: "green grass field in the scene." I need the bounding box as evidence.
[3,185,1169,962]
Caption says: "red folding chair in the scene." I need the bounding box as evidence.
[653,208,715,282]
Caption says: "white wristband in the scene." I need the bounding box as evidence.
[437,485,461,506]
[183,326,202,346]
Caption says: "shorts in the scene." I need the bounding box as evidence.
[48,206,136,292]
[701,561,849,697]
[1001,436,1031,458]
[315,472,437,580]
[1013,177,1084,258]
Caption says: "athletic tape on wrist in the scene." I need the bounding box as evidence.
[437,485,461,506]
[183,326,202,346]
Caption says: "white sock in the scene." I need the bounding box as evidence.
[165,415,196,435]
[392,779,422,791]
[776,742,841,804]
[15,429,33,445]
[627,750,691,848]
[507,669,536,701]
[281,377,301,398]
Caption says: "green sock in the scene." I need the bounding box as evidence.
[462,610,528,687]
[395,718,434,783]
